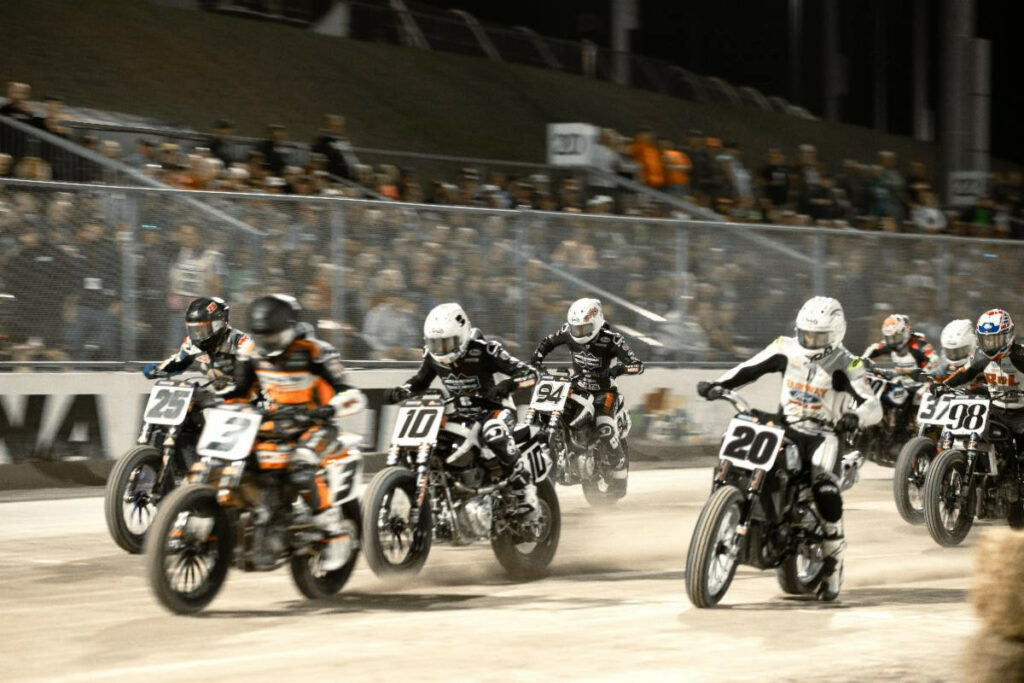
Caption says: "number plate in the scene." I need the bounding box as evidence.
[944,397,990,436]
[530,379,571,412]
[916,393,951,425]
[325,454,363,505]
[718,418,785,471]
[143,383,194,426]
[391,405,445,447]
[196,409,262,460]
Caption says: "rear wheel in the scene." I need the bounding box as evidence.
[582,443,628,507]
[924,449,974,547]
[685,485,745,608]
[776,539,826,595]
[291,500,362,599]
[361,467,432,578]
[492,479,561,580]
[892,436,936,525]
[145,484,232,615]
[104,445,171,554]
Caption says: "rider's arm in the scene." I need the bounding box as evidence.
[311,342,352,393]
[862,342,886,360]
[713,337,788,390]
[1009,344,1024,374]
[833,357,883,427]
[908,338,939,374]
[222,355,258,402]
[531,326,567,366]
[488,340,539,390]
[609,330,644,377]
[943,351,989,388]
[403,352,438,393]
[148,338,196,377]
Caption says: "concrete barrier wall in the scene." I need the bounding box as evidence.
[0,368,783,484]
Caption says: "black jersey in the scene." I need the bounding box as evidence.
[532,323,644,392]
[152,328,255,383]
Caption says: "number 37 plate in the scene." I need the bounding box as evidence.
[718,419,785,471]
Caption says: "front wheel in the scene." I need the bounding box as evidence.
[145,484,233,615]
[492,479,561,580]
[685,485,745,608]
[291,500,362,599]
[892,436,936,525]
[924,449,975,547]
[104,445,169,554]
[361,467,432,578]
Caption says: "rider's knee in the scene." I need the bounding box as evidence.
[812,474,843,523]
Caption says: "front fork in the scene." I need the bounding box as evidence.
[409,442,431,536]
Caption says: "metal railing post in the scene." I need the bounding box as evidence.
[515,208,529,353]
[121,194,139,361]
[329,199,347,354]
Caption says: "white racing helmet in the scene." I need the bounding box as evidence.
[424,302,472,365]
[881,313,912,348]
[940,319,976,367]
[976,308,1015,359]
[567,297,605,344]
[795,296,846,354]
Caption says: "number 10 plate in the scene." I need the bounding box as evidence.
[718,418,786,471]
[391,405,445,447]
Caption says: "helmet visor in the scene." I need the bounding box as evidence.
[253,329,293,356]
[427,335,462,357]
[570,322,595,340]
[883,331,906,347]
[186,321,215,345]
[797,329,832,350]
[979,331,1011,355]
[944,345,973,362]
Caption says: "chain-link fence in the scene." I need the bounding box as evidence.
[3,177,1024,367]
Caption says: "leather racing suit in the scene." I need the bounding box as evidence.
[942,343,1024,451]
[863,332,938,377]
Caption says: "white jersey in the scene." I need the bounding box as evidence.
[947,344,1024,410]
[715,336,882,432]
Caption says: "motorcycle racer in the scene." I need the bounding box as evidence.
[143,296,254,385]
[697,296,882,601]
[224,294,361,570]
[530,298,644,480]
[863,313,938,377]
[384,303,540,516]
[929,319,978,381]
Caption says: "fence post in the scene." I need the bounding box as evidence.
[515,209,529,353]
[329,199,347,355]
[121,193,139,361]
[674,221,690,362]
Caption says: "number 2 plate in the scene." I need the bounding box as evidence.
[196,409,262,460]
[530,379,570,412]
[718,419,785,471]
[143,383,194,426]
[390,405,444,447]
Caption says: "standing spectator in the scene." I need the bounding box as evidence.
[36,96,70,138]
[685,131,713,199]
[125,139,157,167]
[63,223,122,360]
[257,124,291,176]
[660,138,691,197]
[135,224,170,359]
[4,221,72,350]
[878,150,907,221]
[311,114,359,180]
[165,224,224,352]
[209,119,235,167]
[0,153,12,178]
[630,127,665,190]
[588,128,620,194]
[361,292,420,360]
[759,148,790,208]
[0,82,35,124]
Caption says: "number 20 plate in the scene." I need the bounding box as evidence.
[718,418,786,471]
[390,405,444,447]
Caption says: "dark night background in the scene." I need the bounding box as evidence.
[413,0,1023,165]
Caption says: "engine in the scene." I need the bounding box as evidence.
[455,495,494,542]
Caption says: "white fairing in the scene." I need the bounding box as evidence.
[795,296,846,354]
[567,298,605,344]
[423,302,472,365]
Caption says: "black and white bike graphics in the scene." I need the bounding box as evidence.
[104,377,217,554]
[361,390,560,580]
[686,389,844,608]
[522,369,630,507]
[851,370,922,467]
[891,392,957,524]
[922,391,1024,546]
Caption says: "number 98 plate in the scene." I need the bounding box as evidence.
[718,418,786,471]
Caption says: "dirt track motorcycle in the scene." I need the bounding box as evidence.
[104,375,220,554]
[362,390,560,580]
[686,388,846,608]
[521,368,630,507]
[851,369,922,467]
[922,390,1024,546]
[145,391,366,614]
[891,391,955,524]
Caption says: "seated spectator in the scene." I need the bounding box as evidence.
[125,139,157,167]
[759,148,790,208]
[311,114,359,180]
[0,82,35,124]
[257,123,291,176]
[37,96,70,138]
[361,292,420,360]
[660,138,691,198]
[209,118,235,167]
[0,153,12,178]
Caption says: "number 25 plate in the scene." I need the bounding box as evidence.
[143,383,194,426]
[718,419,786,471]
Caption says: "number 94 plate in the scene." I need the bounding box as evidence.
[718,418,785,471]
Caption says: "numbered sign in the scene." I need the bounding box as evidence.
[916,393,952,426]
[718,419,785,471]
[196,409,262,460]
[944,397,990,436]
[391,405,444,447]
[530,379,571,412]
[143,383,195,426]
[325,455,363,505]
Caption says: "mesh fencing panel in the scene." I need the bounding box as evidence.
[3,178,1024,366]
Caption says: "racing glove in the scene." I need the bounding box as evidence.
[929,382,951,397]
[697,381,722,400]
[485,379,516,404]
[142,363,158,379]
[835,412,860,434]
[384,385,413,404]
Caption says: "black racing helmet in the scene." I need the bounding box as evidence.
[185,297,230,351]
[247,294,301,357]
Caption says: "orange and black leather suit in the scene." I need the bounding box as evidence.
[225,329,350,512]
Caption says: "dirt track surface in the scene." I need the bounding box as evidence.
[0,465,981,681]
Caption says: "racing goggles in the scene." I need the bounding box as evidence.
[427,335,463,357]
[186,320,220,345]
[979,330,1012,356]
[883,331,908,347]
[570,322,595,340]
[797,329,831,350]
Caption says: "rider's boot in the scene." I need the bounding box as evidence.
[509,460,539,521]
[314,505,356,571]
[818,522,845,602]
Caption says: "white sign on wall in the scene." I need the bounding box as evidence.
[546,122,599,167]
[948,171,988,207]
